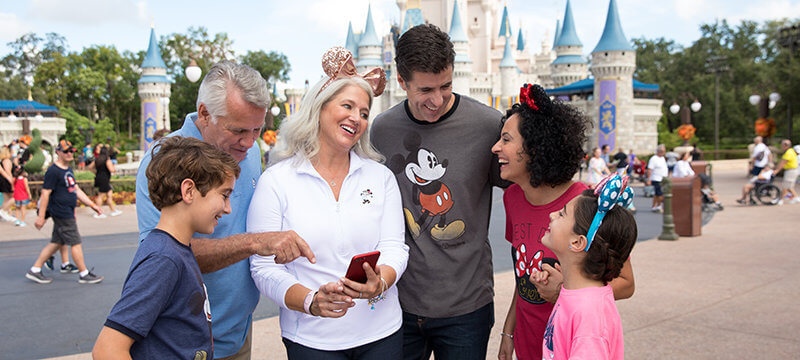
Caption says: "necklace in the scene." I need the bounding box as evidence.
[330,180,337,187]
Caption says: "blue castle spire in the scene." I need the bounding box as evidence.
[449,1,468,43]
[359,5,381,47]
[141,26,167,69]
[500,38,516,68]
[554,0,581,47]
[345,22,359,57]
[593,0,633,52]
[552,20,561,49]
[516,28,525,51]
[498,5,512,38]
[402,0,424,33]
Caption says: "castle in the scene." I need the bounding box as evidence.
[302,0,664,154]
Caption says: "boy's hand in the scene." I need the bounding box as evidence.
[92,205,103,215]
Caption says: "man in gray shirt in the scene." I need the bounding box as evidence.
[371,24,508,360]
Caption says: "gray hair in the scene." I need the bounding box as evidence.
[196,60,270,122]
[271,76,384,164]
[656,144,666,153]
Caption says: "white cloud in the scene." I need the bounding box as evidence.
[0,12,33,43]
[29,0,147,25]
[727,0,800,24]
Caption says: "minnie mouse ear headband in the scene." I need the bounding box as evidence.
[585,173,635,251]
[320,47,386,97]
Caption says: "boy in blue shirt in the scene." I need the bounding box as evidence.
[93,136,240,359]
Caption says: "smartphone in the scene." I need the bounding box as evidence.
[345,251,381,283]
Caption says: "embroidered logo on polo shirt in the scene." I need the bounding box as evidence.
[361,189,373,204]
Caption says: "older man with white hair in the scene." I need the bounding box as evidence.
[136,61,315,359]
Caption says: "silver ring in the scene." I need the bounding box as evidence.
[359,292,362,298]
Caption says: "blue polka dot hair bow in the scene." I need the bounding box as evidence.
[585,173,635,251]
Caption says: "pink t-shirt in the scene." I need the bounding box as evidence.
[503,182,588,360]
[542,285,624,360]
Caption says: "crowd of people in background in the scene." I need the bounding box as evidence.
[1,138,123,227]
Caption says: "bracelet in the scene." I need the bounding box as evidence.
[303,290,318,316]
[368,278,387,310]
[500,332,514,340]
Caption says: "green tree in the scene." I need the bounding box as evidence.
[240,50,291,86]
[160,27,236,129]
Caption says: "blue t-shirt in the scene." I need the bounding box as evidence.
[135,113,262,357]
[42,164,78,219]
[105,229,213,359]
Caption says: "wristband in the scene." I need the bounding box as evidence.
[303,291,318,316]
[501,332,514,340]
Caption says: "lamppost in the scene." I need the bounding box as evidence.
[160,96,170,129]
[669,96,701,146]
[77,125,95,147]
[185,59,202,83]
[778,24,799,141]
[706,55,729,156]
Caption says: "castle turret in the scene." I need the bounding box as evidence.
[552,19,561,50]
[516,28,525,51]
[401,0,424,33]
[356,5,382,71]
[499,32,517,109]
[138,25,172,151]
[450,0,471,96]
[497,4,512,49]
[345,22,360,59]
[590,0,638,152]
[550,0,588,87]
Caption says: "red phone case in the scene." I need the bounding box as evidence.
[345,251,381,283]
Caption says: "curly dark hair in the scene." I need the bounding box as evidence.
[573,189,637,283]
[146,136,240,210]
[395,24,455,82]
[505,84,590,187]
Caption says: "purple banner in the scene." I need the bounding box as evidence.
[143,101,157,151]
[597,79,617,151]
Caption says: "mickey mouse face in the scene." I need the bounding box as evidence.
[405,148,447,186]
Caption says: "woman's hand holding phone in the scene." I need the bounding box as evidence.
[340,262,383,300]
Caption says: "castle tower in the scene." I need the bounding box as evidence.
[499,32,517,109]
[138,25,172,151]
[356,5,383,72]
[345,22,360,60]
[550,0,588,87]
[450,0,472,96]
[552,19,561,50]
[590,0,637,152]
[401,0,424,33]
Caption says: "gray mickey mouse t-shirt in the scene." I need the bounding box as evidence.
[371,94,508,318]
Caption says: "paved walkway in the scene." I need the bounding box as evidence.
[21,160,800,359]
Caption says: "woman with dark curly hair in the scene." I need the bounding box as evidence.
[492,84,635,360]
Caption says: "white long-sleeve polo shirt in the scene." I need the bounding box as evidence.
[247,152,409,351]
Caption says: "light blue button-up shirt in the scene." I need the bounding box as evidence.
[136,113,262,357]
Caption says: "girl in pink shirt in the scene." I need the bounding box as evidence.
[533,174,637,359]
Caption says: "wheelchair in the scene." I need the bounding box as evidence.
[742,178,782,206]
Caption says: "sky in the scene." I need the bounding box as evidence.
[1,0,800,90]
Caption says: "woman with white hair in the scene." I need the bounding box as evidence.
[248,47,408,359]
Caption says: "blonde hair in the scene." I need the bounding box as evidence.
[0,147,10,160]
[271,76,384,164]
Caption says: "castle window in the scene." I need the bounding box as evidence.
[605,52,608,57]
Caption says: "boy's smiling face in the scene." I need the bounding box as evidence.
[191,176,235,235]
